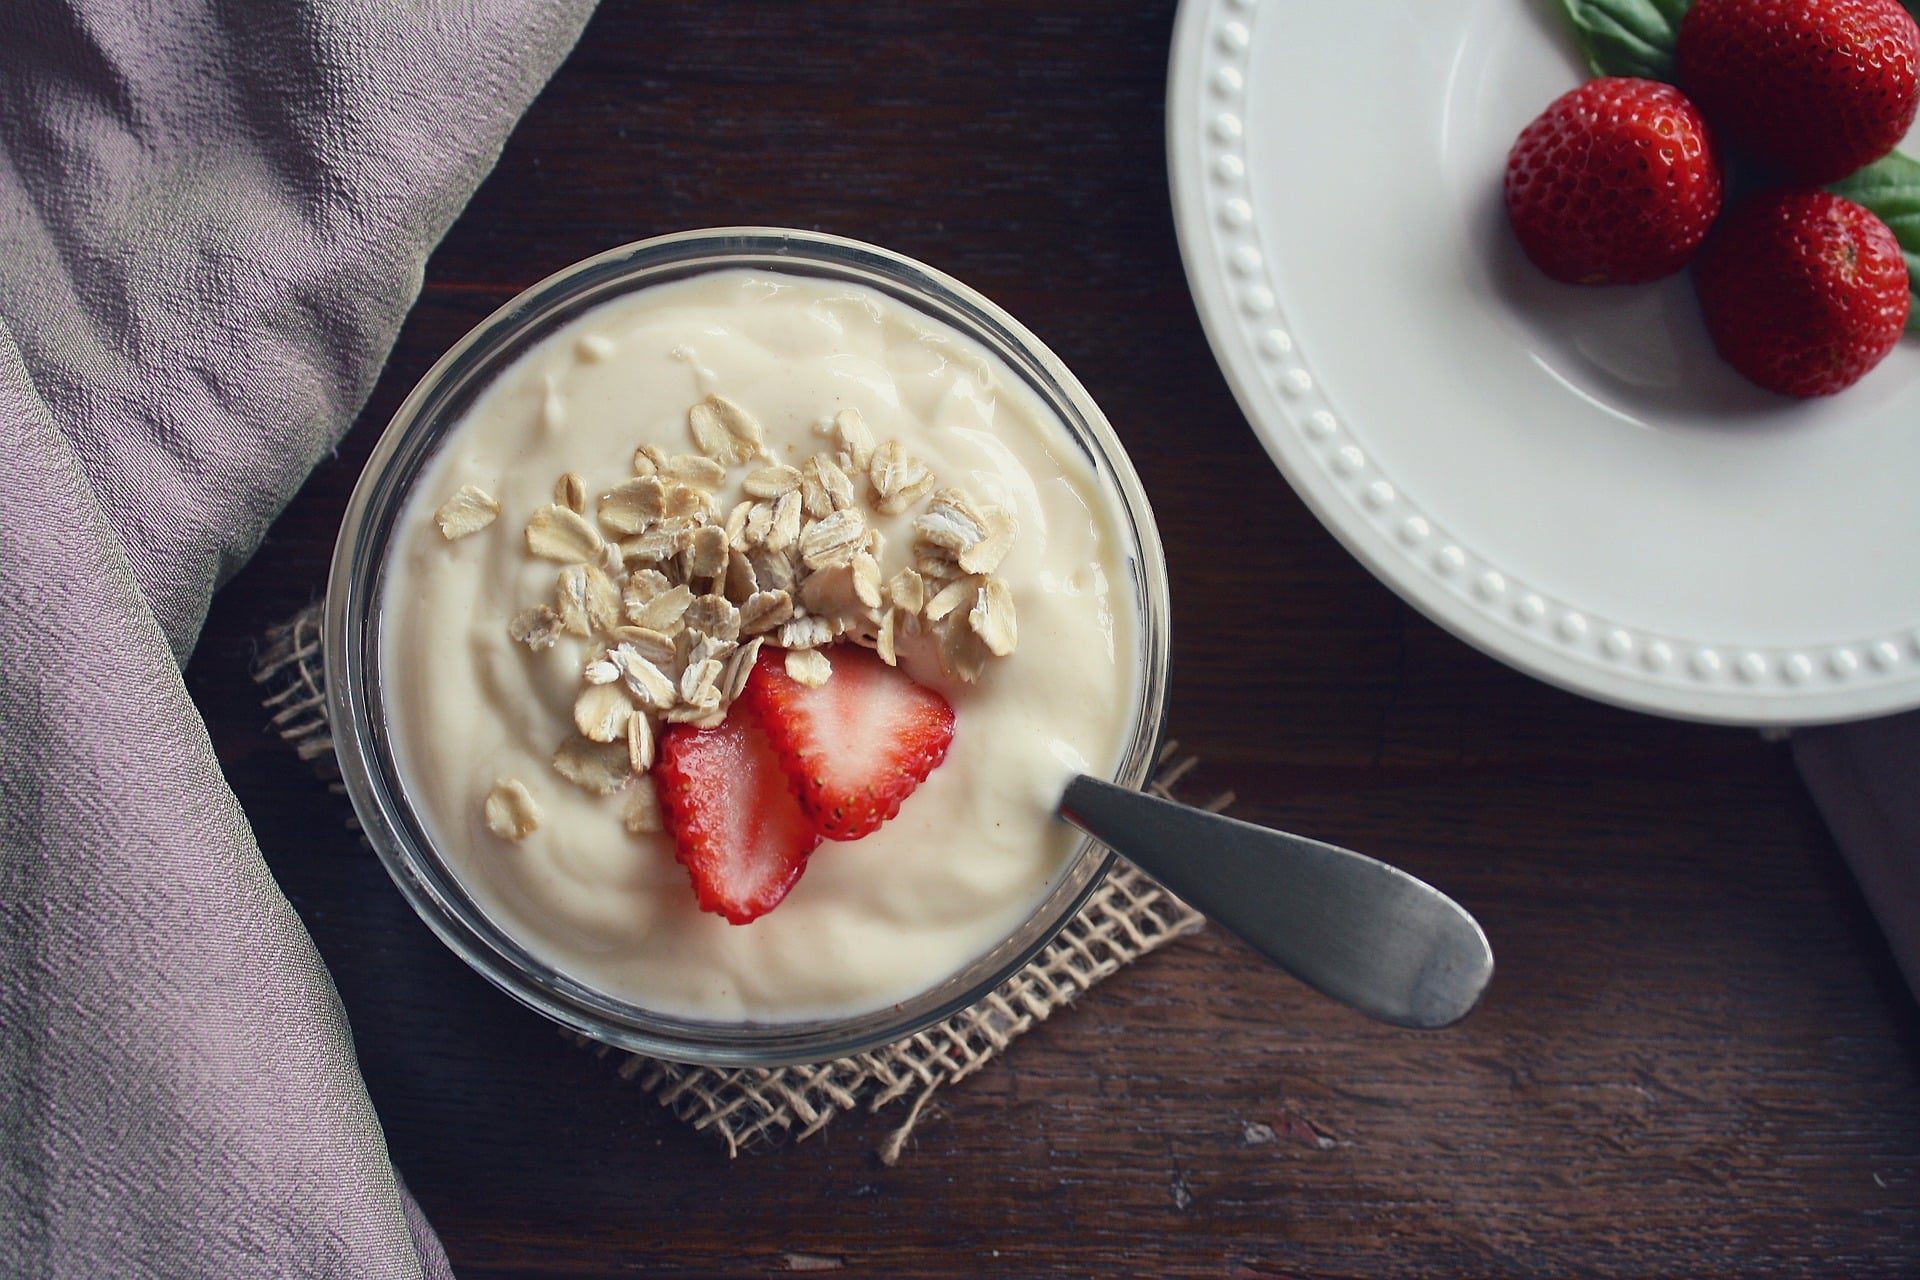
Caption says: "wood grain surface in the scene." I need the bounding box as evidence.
[185,2,1920,1275]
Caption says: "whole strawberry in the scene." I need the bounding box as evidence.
[1505,77,1723,285]
[1677,0,1920,185]
[1693,189,1911,396]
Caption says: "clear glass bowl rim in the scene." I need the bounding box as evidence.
[324,227,1172,1067]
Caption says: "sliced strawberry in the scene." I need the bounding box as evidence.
[742,644,957,842]
[653,715,822,924]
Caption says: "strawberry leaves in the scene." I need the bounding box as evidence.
[1830,150,1920,331]
[1556,0,1691,80]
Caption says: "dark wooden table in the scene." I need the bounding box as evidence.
[187,2,1920,1274]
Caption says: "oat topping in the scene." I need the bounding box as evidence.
[526,504,604,562]
[848,552,882,609]
[722,549,757,603]
[684,525,728,580]
[688,393,763,465]
[799,562,862,617]
[684,593,740,641]
[627,710,656,773]
[939,617,992,683]
[960,511,1015,576]
[833,408,876,472]
[435,485,500,539]
[723,636,764,702]
[917,488,1016,577]
[552,734,632,794]
[914,488,988,554]
[888,566,927,616]
[628,582,693,633]
[739,589,793,636]
[798,456,833,520]
[449,391,1023,798]
[686,399,728,460]
[661,481,707,522]
[743,464,801,499]
[555,563,621,637]
[746,543,796,593]
[743,500,774,547]
[619,525,680,565]
[766,489,803,552]
[679,656,724,706]
[923,576,974,624]
[814,453,856,512]
[508,604,565,650]
[598,477,663,534]
[622,777,662,832]
[969,577,1017,656]
[663,453,727,491]
[554,568,591,637]
[612,625,677,667]
[799,507,866,571]
[784,647,833,687]
[785,614,840,652]
[483,778,540,839]
[621,567,671,616]
[612,644,678,710]
[869,440,936,515]
[914,543,963,585]
[573,682,634,742]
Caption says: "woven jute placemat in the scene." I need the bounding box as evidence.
[254,603,1218,1159]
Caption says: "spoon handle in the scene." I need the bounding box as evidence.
[1059,775,1493,1029]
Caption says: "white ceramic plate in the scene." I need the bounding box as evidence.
[1168,0,1920,725]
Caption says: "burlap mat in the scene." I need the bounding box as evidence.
[254,603,1219,1159]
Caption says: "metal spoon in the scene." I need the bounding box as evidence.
[1059,775,1493,1029]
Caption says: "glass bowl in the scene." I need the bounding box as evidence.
[325,228,1171,1067]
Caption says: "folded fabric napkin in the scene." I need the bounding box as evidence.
[1795,716,1920,998]
[0,2,593,1276]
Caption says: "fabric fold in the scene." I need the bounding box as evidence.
[0,1,594,1275]
[1794,715,1920,1000]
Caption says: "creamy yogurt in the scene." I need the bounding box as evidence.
[382,269,1140,1022]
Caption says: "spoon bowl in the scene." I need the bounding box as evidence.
[1059,775,1493,1029]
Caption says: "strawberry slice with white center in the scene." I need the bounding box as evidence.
[742,644,957,842]
[654,715,822,924]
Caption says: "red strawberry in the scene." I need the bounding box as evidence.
[654,715,822,924]
[1504,77,1724,285]
[742,645,956,842]
[1677,0,1920,185]
[1693,189,1911,396]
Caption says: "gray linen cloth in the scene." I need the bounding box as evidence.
[1,1,593,1275]
[1796,719,1920,999]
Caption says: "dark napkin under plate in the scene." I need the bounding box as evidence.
[1796,716,1920,998]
